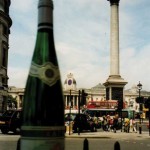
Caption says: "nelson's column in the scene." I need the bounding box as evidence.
[0,0,12,113]
[104,0,127,105]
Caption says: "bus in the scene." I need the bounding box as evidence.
[83,108,135,119]
[87,100,126,109]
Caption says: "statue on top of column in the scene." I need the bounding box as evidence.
[107,0,120,5]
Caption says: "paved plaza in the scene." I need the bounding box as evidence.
[65,130,150,139]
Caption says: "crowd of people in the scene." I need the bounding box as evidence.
[92,114,137,133]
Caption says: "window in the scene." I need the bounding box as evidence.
[2,24,7,35]
[2,48,7,67]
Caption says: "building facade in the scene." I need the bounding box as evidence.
[0,0,12,113]
[8,73,150,115]
[8,86,24,109]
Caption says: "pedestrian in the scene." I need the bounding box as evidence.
[113,115,118,133]
[108,118,114,132]
[93,115,98,128]
[129,118,133,132]
[102,116,108,131]
[124,118,130,133]
[132,118,137,133]
[106,115,111,131]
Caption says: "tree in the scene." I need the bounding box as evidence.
[7,95,17,109]
[144,97,150,108]
[136,96,144,103]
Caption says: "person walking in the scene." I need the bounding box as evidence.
[106,115,111,131]
[129,118,133,132]
[113,115,118,133]
[102,116,108,131]
[132,118,137,133]
[124,118,130,133]
[108,118,114,132]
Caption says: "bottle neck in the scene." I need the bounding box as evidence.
[38,0,53,30]
[38,23,53,30]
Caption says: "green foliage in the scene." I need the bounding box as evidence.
[7,95,17,108]
[144,97,150,108]
[136,96,144,103]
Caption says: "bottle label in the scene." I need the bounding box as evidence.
[21,126,65,137]
[21,137,64,150]
[21,126,65,150]
[29,62,60,86]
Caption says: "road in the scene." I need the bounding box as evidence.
[0,131,150,150]
[66,138,150,150]
[0,121,149,150]
[0,133,19,150]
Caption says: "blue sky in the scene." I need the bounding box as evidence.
[8,0,150,91]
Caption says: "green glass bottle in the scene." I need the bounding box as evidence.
[20,0,65,149]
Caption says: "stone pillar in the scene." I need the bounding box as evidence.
[104,0,127,102]
[110,0,119,76]
[65,96,67,108]
[72,96,74,107]
[76,96,78,109]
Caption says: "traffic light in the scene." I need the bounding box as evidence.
[117,100,123,110]
[136,96,144,103]
[144,97,150,108]
[81,90,88,105]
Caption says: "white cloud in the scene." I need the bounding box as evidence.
[8,67,29,88]
[8,0,150,91]
[11,0,37,13]
[9,33,35,56]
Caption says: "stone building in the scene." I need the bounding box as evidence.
[8,73,150,116]
[0,0,12,113]
[8,86,24,109]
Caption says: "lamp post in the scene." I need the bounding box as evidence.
[137,81,142,134]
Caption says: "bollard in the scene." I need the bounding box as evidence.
[83,138,89,150]
[16,138,20,150]
[114,141,120,150]
[139,125,142,134]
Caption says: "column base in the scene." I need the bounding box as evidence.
[103,75,127,100]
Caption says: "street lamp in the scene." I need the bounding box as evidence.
[137,81,142,134]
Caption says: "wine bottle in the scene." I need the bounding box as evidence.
[20,0,65,149]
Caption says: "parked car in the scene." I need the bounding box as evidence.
[65,113,77,121]
[72,114,97,133]
[0,109,22,134]
[64,113,77,127]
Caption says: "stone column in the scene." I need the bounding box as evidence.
[76,96,78,109]
[104,0,127,102]
[72,96,75,107]
[110,0,120,76]
[65,96,67,108]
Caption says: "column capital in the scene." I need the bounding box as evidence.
[107,0,120,6]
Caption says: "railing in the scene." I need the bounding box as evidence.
[83,138,120,150]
